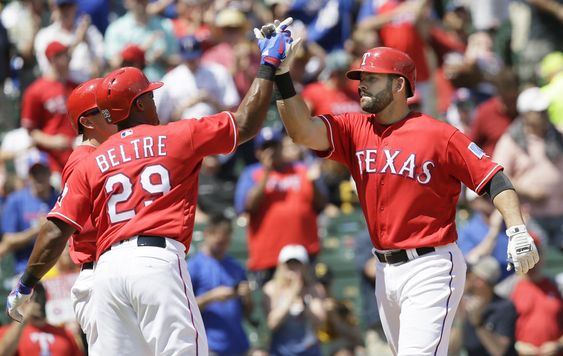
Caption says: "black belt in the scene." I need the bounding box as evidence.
[374,247,435,264]
[81,262,94,271]
[107,235,167,252]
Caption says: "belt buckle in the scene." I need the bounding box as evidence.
[382,251,394,264]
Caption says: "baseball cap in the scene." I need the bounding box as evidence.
[27,151,51,177]
[278,244,309,264]
[215,8,246,28]
[470,256,501,285]
[178,36,203,61]
[319,50,352,81]
[121,44,145,66]
[55,0,76,6]
[45,41,68,61]
[254,127,283,149]
[539,51,563,80]
[517,87,550,113]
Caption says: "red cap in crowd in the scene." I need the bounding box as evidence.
[45,41,68,61]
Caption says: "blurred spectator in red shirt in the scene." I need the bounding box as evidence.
[0,283,83,356]
[20,41,76,177]
[469,68,519,155]
[302,50,361,117]
[511,238,563,356]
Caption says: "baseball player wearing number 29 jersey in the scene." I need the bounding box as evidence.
[6,21,294,356]
[273,43,540,355]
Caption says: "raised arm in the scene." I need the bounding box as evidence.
[234,19,294,144]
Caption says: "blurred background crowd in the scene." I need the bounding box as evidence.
[0,0,561,355]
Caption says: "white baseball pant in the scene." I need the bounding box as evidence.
[90,237,208,356]
[71,266,97,349]
[375,243,466,356]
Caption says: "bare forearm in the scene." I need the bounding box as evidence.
[235,70,275,144]
[25,219,73,282]
[475,327,510,356]
[492,190,525,228]
[2,226,41,252]
[0,321,26,356]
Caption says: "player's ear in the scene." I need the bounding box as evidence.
[79,116,95,130]
[395,77,405,94]
[133,97,145,112]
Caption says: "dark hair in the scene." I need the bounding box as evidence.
[206,214,232,231]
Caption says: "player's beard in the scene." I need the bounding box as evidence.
[359,78,394,114]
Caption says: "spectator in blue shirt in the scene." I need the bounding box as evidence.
[457,189,511,281]
[1,155,59,274]
[187,214,252,356]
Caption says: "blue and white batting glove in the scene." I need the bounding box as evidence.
[254,17,294,68]
[6,280,33,322]
[506,225,540,274]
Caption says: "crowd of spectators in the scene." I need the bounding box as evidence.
[0,0,561,355]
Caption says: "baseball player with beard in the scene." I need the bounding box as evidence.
[263,26,540,355]
[63,78,117,348]
[7,19,294,356]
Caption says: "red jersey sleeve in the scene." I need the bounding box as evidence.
[47,164,92,232]
[20,85,43,130]
[446,130,503,195]
[169,111,238,157]
[313,113,356,166]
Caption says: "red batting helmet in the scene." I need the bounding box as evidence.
[67,78,102,132]
[346,47,416,97]
[96,67,163,124]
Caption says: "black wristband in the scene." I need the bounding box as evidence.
[275,72,297,99]
[20,272,40,289]
[257,64,276,81]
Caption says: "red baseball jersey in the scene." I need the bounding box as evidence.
[0,323,83,356]
[61,145,97,265]
[20,78,77,172]
[316,111,502,250]
[302,82,361,116]
[48,112,238,258]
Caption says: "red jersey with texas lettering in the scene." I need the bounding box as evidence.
[316,111,502,250]
[0,323,83,356]
[20,78,77,173]
[61,145,97,265]
[48,112,238,258]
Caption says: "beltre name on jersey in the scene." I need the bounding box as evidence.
[95,135,167,173]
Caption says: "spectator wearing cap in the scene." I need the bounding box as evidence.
[302,50,361,116]
[449,256,518,356]
[202,7,260,98]
[235,128,327,286]
[20,41,77,176]
[263,244,326,356]
[120,44,146,70]
[103,0,179,82]
[0,154,58,274]
[187,214,252,356]
[34,0,104,83]
[510,238,563,355]
[493,87,563,250]
[154,35,239,123]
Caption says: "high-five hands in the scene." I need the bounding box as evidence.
[254,17,303,74]
[506,225,540,274]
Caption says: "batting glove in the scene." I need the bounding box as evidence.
[6,280,33,322]
[254,18,294,68]
[254,18,303,75]
[506,225,540,274]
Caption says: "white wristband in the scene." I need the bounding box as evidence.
[506,224,527,237]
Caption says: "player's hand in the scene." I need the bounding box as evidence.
[255,18,303,74]
[253,18,293,68]
[6,280,34,322]
[506,225,540,274]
